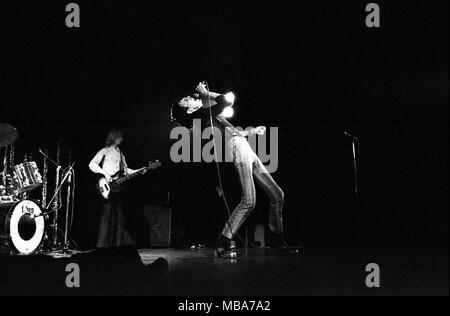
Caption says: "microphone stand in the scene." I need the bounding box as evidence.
[38,165,74,218]
[63,151,73,253]
[50,144,61,250]
[344,131,361,247]
[51,166,61,249]
[344,132,360,209]
[39,148,76,253]
[1,146,7,191]
[32,164,75,256]
[63,170,72,252]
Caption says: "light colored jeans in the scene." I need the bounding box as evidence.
[222,136,285,239]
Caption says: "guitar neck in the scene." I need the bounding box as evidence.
[115,168,147,185]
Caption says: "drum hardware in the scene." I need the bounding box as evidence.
[1,146,8,190]
[1,145,20,200]
[51,143,61,249]
[13,161,43,194]
[63,150,73,251]
[1,124,18,195]
[38,164,75,254]
[41,149,49,209]
[0,194,19,205]
[39,148,76,254]
[0,126,78,256]
[9,144,15,169]
[5,160,76,256]
[39,165,74,218]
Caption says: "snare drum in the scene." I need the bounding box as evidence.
[13,162,43,193]
[0,199,46,255]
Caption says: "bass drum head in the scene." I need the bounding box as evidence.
[8,200,45,255]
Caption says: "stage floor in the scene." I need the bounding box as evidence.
[0,246,448,296]
[136,246,448,296]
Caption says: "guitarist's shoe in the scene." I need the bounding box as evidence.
[215,234,237,258]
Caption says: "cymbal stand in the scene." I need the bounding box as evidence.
[34,163,75,256]
[1,146,6,189]
[51,143,61,250]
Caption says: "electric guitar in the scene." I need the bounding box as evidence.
[97,160,162,200]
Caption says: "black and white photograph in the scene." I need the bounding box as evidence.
[0,0,448,301]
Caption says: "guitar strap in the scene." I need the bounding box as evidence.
[119,150,125,173]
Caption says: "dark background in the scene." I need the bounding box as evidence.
[0,1,448,253]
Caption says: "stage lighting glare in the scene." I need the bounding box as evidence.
[222,106,234,118]
[224,92,236,104]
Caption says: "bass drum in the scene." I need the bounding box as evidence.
[0,200,45,255]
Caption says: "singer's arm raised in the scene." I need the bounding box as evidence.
[196,82,222,107]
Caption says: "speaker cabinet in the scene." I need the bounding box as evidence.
[142,205,171,247]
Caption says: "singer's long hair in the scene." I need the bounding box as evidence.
[105,129,123,147]
[171,97,196,129]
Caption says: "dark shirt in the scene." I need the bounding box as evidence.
[188,95,243,139]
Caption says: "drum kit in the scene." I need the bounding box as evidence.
[0,123,75,256]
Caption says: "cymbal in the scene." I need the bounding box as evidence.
[0,123,19,147]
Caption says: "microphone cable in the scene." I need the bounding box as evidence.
[204,81,248,258]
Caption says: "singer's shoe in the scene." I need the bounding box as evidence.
[215,234,237,258]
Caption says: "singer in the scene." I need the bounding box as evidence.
[171,82,288,257]
[88,129,140,248]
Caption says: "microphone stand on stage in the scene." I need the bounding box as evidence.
[344,131,360,212]
[51,143,61,250]
[344,131,362,246]
[63,151,73,253]
[39,148,76,255]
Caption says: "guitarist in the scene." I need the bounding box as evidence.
[89,129,147,248]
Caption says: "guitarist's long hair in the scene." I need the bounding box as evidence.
[104,129,124,148]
